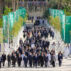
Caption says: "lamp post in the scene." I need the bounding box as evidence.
[70,31,71,44]
[8,23,10,48]
[69,31,71,55]
[0,29,2,52]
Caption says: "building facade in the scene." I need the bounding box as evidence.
[19,0,48,12]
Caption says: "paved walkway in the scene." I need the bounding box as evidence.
[0,20,71,71]
[0,57,71,71]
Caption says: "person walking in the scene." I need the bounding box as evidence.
[47,51,51,67]
[33,53,38,67]
[7,54,11,67]
[17,53,22,67]
[40,52,44,67]
[58,51,63,67]
[28,52,33,67]
[44,52,48,67]
[50,51,56,67]
[0,55,2,68]
[12,53,17,67]
[2,53,6,67]
[23,54,28,67]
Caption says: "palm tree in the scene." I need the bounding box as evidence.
[5,0,19,11]
[16,0,19,9]
[12,0,19,11]
[0,0,3,15]
[12,0,16,11]
[0,0,5,14]
[5,0,17,11]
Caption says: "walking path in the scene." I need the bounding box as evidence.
[0,20,71,71]
[0,57,71,71]
[3,19,67,56]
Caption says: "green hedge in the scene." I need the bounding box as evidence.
[11,17,24,37]
[49,16,61,32]
[0,29,3,43]
[64,9,71,16]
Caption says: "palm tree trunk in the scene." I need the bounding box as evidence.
[12,0,16,11]
[2,0,5,13]
[0,0,2,17]
[16,0,19,9]
[0,0,5,15]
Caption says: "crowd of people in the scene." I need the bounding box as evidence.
[0,17,63,68]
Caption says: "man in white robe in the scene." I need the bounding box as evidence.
[64,46,69,58]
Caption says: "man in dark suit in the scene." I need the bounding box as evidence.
[17,53,22,67]
[23,54,28,67]
[0,56,2,68]
[18,47,22,54]
[51,31,54,39]
[51,51,56,67]
[44,52,48,67]
[33,53,38,67]
[58,51,63,67]
[40,52,44,67]
[7,54,11,67]
[19,38,23,48]
[12,53,17,67]
[2,53,6,67]
[28,52,33,67]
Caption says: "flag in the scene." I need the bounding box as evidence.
[3,15,8,43]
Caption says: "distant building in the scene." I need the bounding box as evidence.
[19,0,48,12]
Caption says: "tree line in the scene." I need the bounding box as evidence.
[48,0,71,15]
